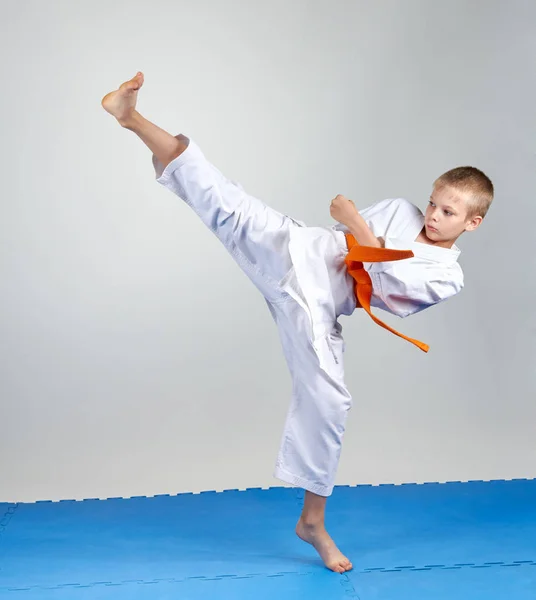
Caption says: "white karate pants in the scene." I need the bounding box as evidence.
[153,136,353,497]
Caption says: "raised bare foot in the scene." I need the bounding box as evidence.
[101,72,144,125]
[296,517,353,573]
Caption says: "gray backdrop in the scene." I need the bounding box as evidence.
[1,0,534,502]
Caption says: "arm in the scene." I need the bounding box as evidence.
[330,195,384,247]
[368,262,464,318]
[345,211,385,248]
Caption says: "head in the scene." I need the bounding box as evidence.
[424,166,494,248]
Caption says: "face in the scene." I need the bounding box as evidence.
[424,185,482,247]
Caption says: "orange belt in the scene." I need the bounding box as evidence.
[344,233,429,353]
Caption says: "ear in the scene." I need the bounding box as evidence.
[465,215,483,232]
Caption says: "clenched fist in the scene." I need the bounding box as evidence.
[329,194,359,228]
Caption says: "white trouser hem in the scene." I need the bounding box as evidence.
[273,465,333,497]
[153,135,199,183]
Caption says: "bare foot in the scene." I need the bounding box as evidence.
[101,72,144,125]
[296,517,353,573]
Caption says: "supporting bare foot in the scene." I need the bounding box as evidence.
[296,517,353,573]
[101,72,144,125]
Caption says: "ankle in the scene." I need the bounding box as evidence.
[118,111,141,130]
[299,514,325,529]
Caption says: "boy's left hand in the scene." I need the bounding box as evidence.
[329,194,359,227]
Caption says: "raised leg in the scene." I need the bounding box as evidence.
[101,72,188,168]
[101,72,303,302]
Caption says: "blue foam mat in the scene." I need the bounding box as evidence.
[1,480,535,598]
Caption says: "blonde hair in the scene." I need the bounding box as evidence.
[434,166,494,219]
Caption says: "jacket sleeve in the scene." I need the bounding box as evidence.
[368,262,464,318]
[334,198,403,235]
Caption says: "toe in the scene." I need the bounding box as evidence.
[341,559,352,572]
[328,561,344,574]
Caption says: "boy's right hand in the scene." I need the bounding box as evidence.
[329,195,359,228]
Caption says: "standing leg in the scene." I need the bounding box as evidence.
[297,491,353,573]
[267,299,353,573]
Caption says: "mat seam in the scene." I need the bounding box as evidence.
[5,478,535,505]
[2,562,534,593]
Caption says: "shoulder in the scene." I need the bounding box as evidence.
[390,197,423,217]
[359,197,423,220]
[359,198,423,239]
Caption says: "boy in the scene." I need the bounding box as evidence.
[101,72,493,574]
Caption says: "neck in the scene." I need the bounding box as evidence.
[417,227,458,249]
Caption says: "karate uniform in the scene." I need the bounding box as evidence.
[153,136,463,497]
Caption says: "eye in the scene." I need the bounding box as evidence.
[429,200,436,207]
[444,210,453,216]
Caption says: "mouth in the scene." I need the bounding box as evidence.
[426,224,438,233]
